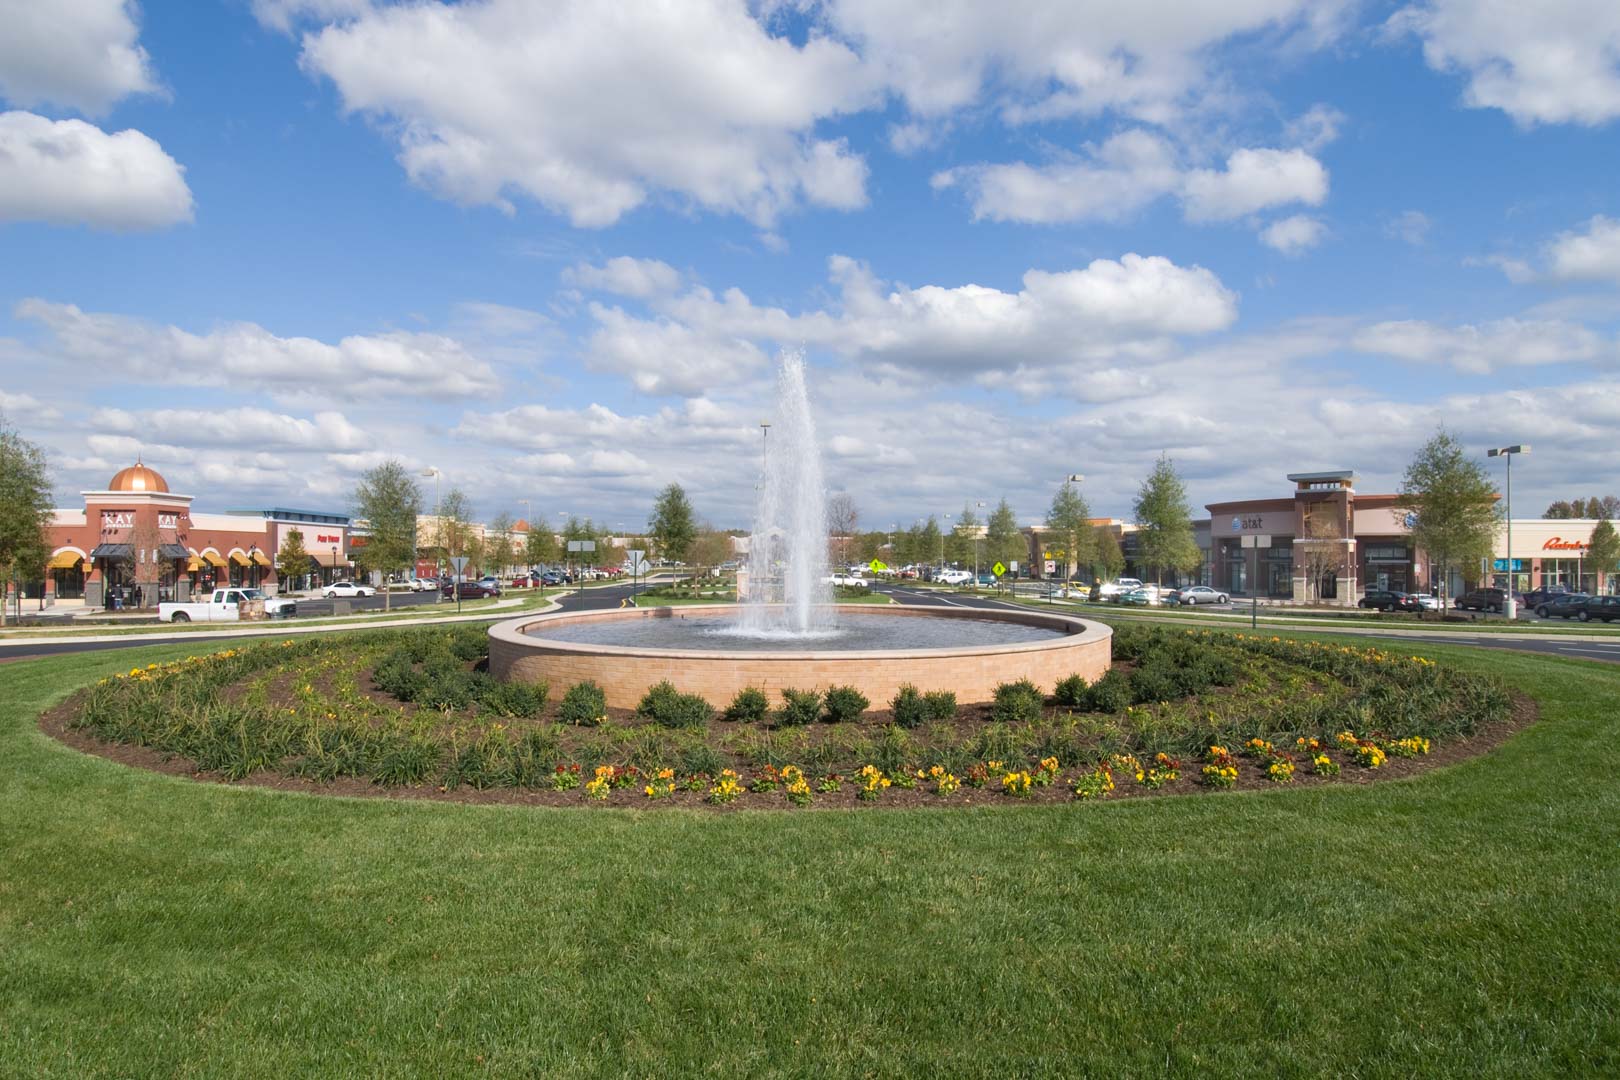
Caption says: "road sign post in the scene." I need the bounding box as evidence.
[626,548,648,598]
[450,555,470,613]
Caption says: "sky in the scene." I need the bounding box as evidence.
[2,0,1619,534]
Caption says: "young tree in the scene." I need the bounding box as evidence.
[918,516,944,567]
[650,483,697,563]
[1045,480,1094,581]
[130,516,164,608]
[689,526,733,574]
[985,498,1025,574]
[487,511,515,578]
[1295,510,1343,604]
[0,416,52,628]
[7,527,48,622]
[1396,429,1498,610]
[1091,528,1126,582]
[1586,517,1620,594]
[431,487,476,574]
[524,522,557,569]
[276,528,311,592]
[827,492,858,568]
[353,459,423,611]
[1133,454,1203,586]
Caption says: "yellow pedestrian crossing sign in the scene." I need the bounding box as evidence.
[992,561,1006,576]
[869,559,887,572]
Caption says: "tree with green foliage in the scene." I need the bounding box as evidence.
[430,488,475,574]
[486,512,515,578]
[0,416,52,627]
[276,528,310,593]
[917,516,944,567]
[985,498,1025,575]
[650,483,697,563]
[352,460,423,611]
[1396,429,1498,609]
[950,502,983,566]
[1045,480,1094,580]
[1545,495,1620,519]
[1585,517,1620,593]
[524,522,557,569]
[1091,527,1126,582]
[1133,454,1203,585]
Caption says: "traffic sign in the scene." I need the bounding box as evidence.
[992,561,1006,576]
[566,540,596,552]
[450,556,470,573]
[868,559,887,573]
[627,549,649,574]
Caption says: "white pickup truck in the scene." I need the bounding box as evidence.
[158,587,297,623]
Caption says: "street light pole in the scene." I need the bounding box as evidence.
[760,421,770,475]
[420,467,442,581]
[1488,445,1529,618]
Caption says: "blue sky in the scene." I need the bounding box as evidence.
[2,0,1619,533]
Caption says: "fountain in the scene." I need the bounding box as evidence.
[737,352,833,637]
[489,354,1112,708]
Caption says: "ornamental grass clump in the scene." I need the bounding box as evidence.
[558,681,608,726]
[723,686,770,724]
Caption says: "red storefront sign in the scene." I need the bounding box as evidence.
[1543,537,1586,551]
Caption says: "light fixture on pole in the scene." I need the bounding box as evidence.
[760,421,770,473]
[420,467,442,578]
[973,500,986,590]
[1487,445,1529,619]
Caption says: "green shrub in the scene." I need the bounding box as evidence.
[1129,663,1179,705]
[1084,668,1132,712]
[776,688,822,727]
[991,678,1044,725]
[923,690,958,722]
[891,684,927,729]
[1053,673,1089,707]
[822,685,870,723]
[477,678,547,718]
[724,686,771,723]
[558,681,607,726]
[636,680,714,729]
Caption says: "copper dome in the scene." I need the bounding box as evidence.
[108,460,169,493]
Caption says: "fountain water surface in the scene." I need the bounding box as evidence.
[736,352,834,639]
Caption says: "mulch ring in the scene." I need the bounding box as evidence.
[36,688,1539,811]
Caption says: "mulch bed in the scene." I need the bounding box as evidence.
[36,685,1539,812]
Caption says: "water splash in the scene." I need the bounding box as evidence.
[739,351,834,636]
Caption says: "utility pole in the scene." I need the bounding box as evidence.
[1487,445,1529,618]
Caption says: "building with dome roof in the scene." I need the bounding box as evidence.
[31,461,360,610]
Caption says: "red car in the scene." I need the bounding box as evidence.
[443,581,501,599]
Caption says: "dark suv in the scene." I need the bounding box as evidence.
[1359,589,1422,612]
[1456,587,1512,613]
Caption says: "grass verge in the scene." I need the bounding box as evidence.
[1,634,1617,1076]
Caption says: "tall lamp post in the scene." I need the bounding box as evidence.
[972,500,986,591]
[1487,445,1529,619]
[420,466,442,580]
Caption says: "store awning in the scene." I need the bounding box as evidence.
[310,549,347,569]
[201,550,228,568]
[90,543,132,561]
[186,556,204,572]
[157,543,190,560]
[228,551,252,567]
[47,551,83,570]
[252,551,273,568]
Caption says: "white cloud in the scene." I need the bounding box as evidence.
[89,407,371,451]
[0,112,192,230]
[824,0,1351,124]
[1260,214,1326,255]
[1393,0,1620,125]
[564,257,683,299]
[933,130,1182,225]
[937,135,1327,227]
[249,0,369,34]
[1352,318,1615,373]
[584,305,770,396]
[1182,147,1328,222]
[298,0,877,226]
[1545,216,1620,283]
[15,299,502,400]
[1386,209,1432,246]
[0,0,159,115]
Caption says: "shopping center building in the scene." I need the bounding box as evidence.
[30,461,361,609]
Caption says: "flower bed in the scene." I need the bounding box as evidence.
[55,623,1518,808]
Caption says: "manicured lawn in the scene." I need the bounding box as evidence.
[1,636,1617,1076]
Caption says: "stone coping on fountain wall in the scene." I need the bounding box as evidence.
[489,604,1113,709]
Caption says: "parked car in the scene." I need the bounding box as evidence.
[1169,585,1229,606]
[1096,577,1145,599]
[1574,595,1620,622]
[975,573,1000,587]
[1359,589,1422,613]
[822,572,867,587]
[1536,593,1591,619]
[1455,587,1523,614]
[539,571,566,586]
[936,569,973,586]
[443,581,501,599]
[1522,586,1570,610]
[323,581,375,598]
[1119,586,1160,606]
[1413,594,1441,611]
[408,577,438,592]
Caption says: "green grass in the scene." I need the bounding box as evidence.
[1,636,1617,1076]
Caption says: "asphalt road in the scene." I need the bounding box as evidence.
[3,580,1616,665]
